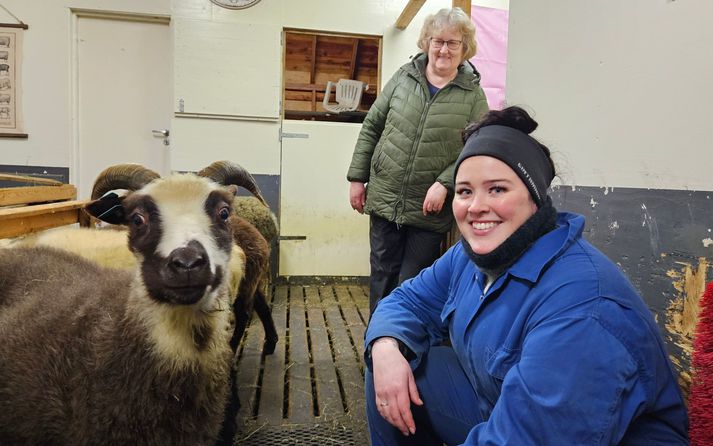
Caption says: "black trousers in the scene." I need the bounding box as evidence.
[369,215,444,314]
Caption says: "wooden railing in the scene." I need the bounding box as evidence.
[0,174,91,239]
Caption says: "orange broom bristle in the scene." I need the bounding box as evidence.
[690,281,713,446]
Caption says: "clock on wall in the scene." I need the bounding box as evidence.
[209,0,262,9]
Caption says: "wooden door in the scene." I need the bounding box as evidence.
[279,120,370,277]
[74,13,171,199]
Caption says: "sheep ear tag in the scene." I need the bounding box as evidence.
[85,192,126,225]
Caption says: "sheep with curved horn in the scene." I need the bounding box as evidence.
[8,162,278,446]
[197,161,280,446]
[197,160,279,355]
[0,166,241,445]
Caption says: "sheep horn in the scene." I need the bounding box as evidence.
[91,164,161,200]
[198,160,268,207]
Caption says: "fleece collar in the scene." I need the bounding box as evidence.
[462,196,558,277]
[502,212,585,284]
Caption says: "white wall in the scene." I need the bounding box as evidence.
[0,0,169,169]
[473,0,509,10]
[169,0,454,177]
[506,1,713,190]
[0,0,457,178]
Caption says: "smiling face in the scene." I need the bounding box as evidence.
[427,27,464,77]
[453,156,538,255]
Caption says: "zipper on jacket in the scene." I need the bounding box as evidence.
[394,72,453,222]
[396,91,434,221]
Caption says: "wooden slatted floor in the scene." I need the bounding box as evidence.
[234,282,370,445]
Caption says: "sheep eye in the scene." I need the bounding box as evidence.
[218,207,230,221]
[131,213,146,227]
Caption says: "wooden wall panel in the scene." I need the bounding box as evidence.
[284,31,380,118]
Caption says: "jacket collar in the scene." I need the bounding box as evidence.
[403,52,481,90]
[503,212,585,284]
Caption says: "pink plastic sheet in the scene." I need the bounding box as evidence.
[470,6,509,110]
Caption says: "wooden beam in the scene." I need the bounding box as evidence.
[0,200,91,239]
[310,35,318,111]
[395,0,426,30]
[452,0,471,17]
[348,40,359,80]
[0,184,77,207]
[309,35,318,83]
[285,82,322,92]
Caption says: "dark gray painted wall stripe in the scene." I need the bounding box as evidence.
[247,174,280,280]
[551,185,712,389]
[0,164,69,187]
[247,174,279,221]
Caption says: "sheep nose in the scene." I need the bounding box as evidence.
[168,242,207,272]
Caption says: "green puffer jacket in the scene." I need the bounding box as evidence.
[347,53,489,233]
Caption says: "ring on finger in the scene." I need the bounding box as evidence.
[379,400,389,407]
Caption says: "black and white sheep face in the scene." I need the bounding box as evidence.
[118,175,237,306]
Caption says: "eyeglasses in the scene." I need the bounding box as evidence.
[429,38,463,50]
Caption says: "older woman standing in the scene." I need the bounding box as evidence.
[364,107,688,445]
[347,8,489,314]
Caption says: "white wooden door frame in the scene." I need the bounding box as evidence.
[69,9,171,193]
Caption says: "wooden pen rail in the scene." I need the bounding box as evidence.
[0,199,92,239]
[0,183,77,207]
[0,177,92,239]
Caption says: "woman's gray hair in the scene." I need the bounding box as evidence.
[417,7,477,61]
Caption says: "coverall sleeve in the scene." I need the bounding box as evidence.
[364,245,457,370]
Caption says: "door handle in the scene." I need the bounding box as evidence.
[152,129,170,145]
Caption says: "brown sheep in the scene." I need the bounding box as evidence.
[0,171,240,445]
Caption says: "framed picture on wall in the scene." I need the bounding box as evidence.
[0,22,27,138]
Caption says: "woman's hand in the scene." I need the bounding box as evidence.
[422,181,448,215]
[371,337,423,436]
[349,181,366,214]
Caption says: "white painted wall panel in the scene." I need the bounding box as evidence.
[281,0,391,36]
[474,0,509,10]
[171,0,211,21]
[173,18,281,118]
[170,116,280,173]
[507,1,713,191]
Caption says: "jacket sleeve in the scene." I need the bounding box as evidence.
[346,73,399,183]
[364,244,456,370]
[435,86,490,189]
[461,316,656,445]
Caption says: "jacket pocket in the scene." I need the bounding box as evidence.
[441,299,456,324]
[372,147,386,174]
[440,285,458,327]
[372,125,395,174]
[485,346,522,381]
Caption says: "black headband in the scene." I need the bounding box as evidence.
[455,125,554,207]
